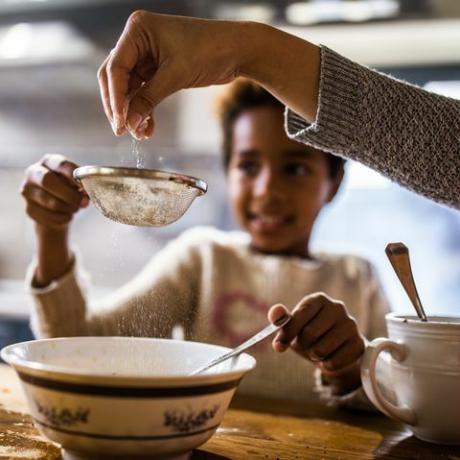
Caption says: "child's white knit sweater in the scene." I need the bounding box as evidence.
[28,227,389,408]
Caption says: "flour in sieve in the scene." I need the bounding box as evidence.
[85,176,200,227]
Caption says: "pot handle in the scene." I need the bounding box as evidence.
[361,338,416,425]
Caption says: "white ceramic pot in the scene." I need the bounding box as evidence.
[361,313,460,444]
[1,337,256,458]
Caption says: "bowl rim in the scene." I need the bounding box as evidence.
[1,336,256,386]
[73,166,208,195]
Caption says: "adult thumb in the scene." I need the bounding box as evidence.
[126,65,176,134]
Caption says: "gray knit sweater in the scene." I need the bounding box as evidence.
[285,46,460,209]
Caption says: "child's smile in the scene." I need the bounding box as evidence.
[246,209,295,234]
[228,106,343,257]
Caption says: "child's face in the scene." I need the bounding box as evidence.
[228,106,342,257]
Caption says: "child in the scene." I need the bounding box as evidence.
[21,79,389,408]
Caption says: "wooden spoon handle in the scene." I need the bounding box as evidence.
[385,242,428,321]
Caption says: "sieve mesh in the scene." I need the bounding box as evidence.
[75,167,206,227]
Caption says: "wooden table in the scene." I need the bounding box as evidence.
[1,364,459,460]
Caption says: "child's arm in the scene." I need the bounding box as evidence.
[28,237,200,339]
[269,293,365,395]
[21,154,89,287]
[22,154,200,339]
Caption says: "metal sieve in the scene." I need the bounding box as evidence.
[73,166,207,227]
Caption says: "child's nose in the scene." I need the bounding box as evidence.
[253,169,278,198]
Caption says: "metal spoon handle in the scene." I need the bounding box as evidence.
[190,315,291,375]
[385,242,427,321]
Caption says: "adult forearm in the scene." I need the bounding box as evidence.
[239,22,320,123]
[34,226,72,287]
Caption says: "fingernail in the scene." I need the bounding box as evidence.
[138,118,149,132]
[127,112,143,132]
[128,128,143,141]
[135,119,149,140]
[275,339,287,351]
[274,314,291,327]
[114,115,123,135]
[111,120,125,136]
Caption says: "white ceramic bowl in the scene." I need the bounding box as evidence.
[1,337,256,459]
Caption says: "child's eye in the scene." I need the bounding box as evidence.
[284,163,311,176]
[237,161,259,176]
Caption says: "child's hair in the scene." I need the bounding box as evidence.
[217,78,345,178]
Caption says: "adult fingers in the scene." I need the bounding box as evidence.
[97,55,114,126]
[106,14,141,134]
[132,115,154,140]
[128,60,156,97]
[127,71,145,98]
[103,21,156,135]
[126,64,177,136]
[142,116,155,139]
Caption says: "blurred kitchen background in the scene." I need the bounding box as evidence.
[1,0,460,349]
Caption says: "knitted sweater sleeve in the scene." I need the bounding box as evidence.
[28,233,202,339]
[285,46,460,209]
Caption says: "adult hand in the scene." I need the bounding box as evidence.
[98,11,320,139]
[269,293,365,393]
[98,11,251,139]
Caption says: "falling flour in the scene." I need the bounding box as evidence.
[132,138,144,168]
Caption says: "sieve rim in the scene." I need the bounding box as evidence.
[73,166,207,195]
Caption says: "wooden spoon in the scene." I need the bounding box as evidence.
[385,242,428,321]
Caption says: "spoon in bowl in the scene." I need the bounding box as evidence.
[385,242,428,321]
[190,314,291,376]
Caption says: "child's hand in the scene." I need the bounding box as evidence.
[21,154,88,230]
[21,154,89,286]
[268,293,365,393]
